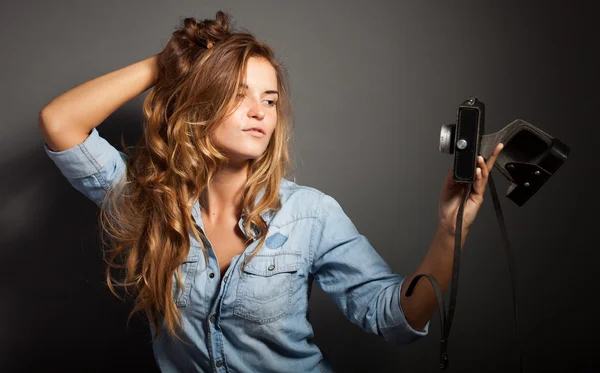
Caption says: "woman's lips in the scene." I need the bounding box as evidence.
[243,129,265,138]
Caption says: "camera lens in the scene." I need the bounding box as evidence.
[439,124,455,154]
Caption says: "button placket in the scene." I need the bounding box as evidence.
[193,207,229,371]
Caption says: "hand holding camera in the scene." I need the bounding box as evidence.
[438,142,504,240]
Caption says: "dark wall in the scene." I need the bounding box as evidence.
[1,0,596,372]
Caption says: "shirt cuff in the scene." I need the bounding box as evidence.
[44,127,113,179]
[381,277,430,344]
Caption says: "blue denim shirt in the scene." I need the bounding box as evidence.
[44,127,429,372]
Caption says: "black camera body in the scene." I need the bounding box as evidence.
[439,97,486,182]
[439,97,570,206]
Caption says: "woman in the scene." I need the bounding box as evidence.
[39,11,503,373]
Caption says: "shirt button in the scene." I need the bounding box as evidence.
[209,315,215,322]
[223,276,228,283]
[216,360,224,367]
[209,272,215,278]
[268,264,275,271]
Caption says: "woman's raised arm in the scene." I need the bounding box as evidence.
[39,54,159,152]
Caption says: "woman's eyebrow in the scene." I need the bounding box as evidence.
[239,83,278,95]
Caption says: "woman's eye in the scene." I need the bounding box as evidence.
[264,100,277,106]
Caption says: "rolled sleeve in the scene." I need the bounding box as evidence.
[44,127,128,207]
[310,193,429,344]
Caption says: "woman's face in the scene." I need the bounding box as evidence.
[212,57,279,166]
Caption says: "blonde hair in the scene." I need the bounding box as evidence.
[98,11,295,342]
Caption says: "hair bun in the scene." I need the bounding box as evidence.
[183,11,231,50]
[157,11,233,83]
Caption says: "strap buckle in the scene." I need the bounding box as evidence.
[439,340,449,369]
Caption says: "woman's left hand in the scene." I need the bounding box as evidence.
[437,143,504,238]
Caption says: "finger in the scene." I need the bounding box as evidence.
[473,166,484,195]
[473,156,489,196]
[485,143,504,170]
[478,155,489,180]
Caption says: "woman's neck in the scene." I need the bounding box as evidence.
[200,161,250,225]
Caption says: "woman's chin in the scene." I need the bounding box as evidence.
[224,152,264,167]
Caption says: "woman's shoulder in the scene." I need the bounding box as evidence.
[273,178,351,228]
[265,178,324,220]
[276,178,343,220]
[278,178,324,201]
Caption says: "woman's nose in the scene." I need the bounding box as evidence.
[247,99,265,120]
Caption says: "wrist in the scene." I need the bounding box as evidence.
[436,222,468,249]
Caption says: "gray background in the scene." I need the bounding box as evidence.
[1,0,597,372]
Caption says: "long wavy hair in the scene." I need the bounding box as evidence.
[98,11,294,342]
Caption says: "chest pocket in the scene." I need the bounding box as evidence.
[172,244,203,307]
[234,252,301,324]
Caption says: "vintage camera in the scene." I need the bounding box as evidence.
[420,97,572,370]
[439,97,570,206]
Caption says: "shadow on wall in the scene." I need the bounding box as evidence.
[0,110,159,373]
